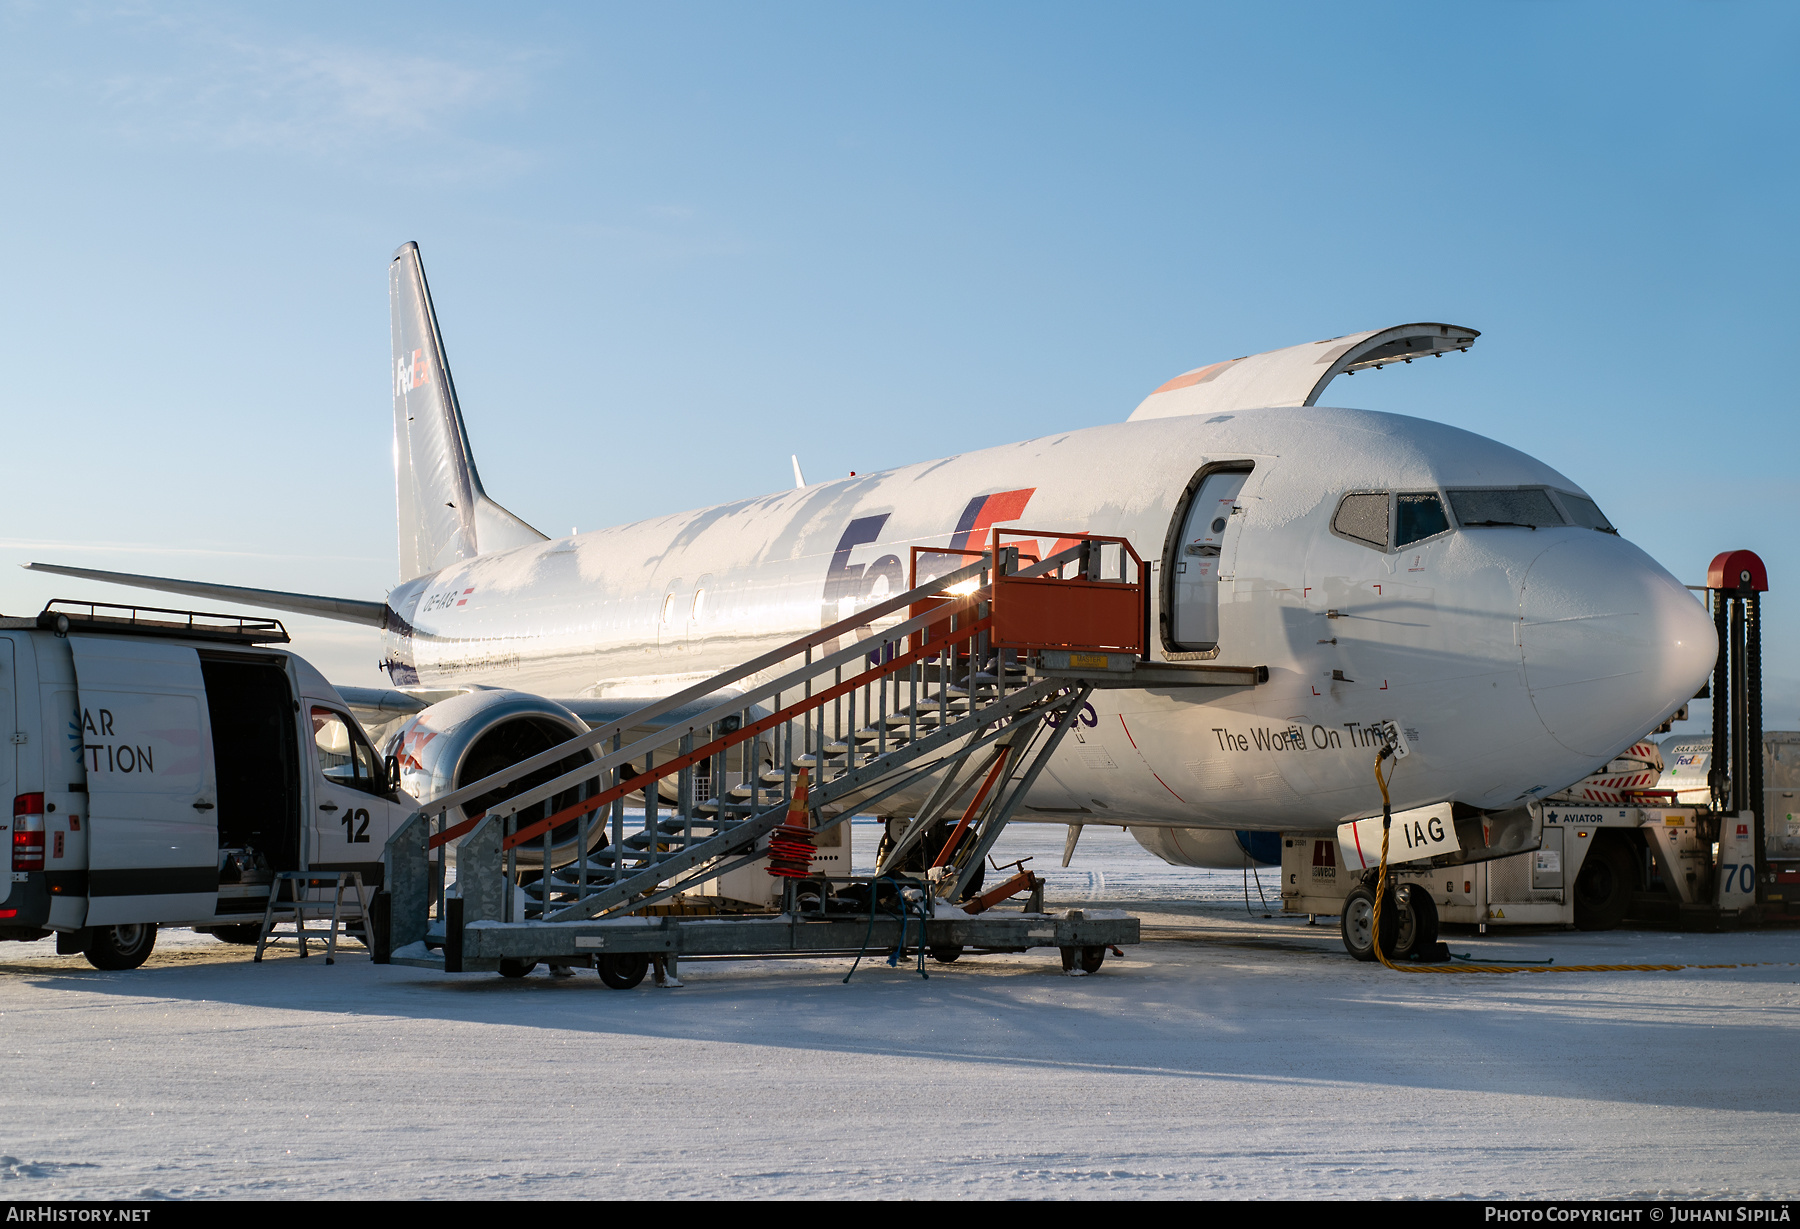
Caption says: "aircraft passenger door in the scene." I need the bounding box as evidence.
[1169,468,1251,651]
[68,636,219,926]
[307,706,398,871]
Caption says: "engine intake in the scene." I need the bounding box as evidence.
[384,689,597,867]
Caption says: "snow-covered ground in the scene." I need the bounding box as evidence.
[2,823,1797,1200]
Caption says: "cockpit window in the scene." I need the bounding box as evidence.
[1395,493,1450,547]
[1332,492,1390,550]
[1446,488,1565,529]
[1557,492,1617,533]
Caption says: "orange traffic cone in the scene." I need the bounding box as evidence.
[766,770,818,879]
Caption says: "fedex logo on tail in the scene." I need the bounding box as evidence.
[394,348,432,397]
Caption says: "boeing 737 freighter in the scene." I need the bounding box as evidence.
[31,243,1717,875]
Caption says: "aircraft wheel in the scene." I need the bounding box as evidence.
[929,944,964,964]
[1079,945,1106,974]
[1340,886,1396,962]
[1574,837,1635,931]
[202,924,264,946]
[1399,885,1439,957]
[83,923,158,971]
[598,952,650,990]
[498,958,538,979]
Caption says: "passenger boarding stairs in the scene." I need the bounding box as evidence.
[379,530,1263,963]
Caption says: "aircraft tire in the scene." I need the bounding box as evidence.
[498,958,539,979]
[598,952,650,990]
[1400,886,1439,957]
[1340,886,1396,962]
[1079,945,1106,974]
[83,923,158,971]
[1573,836,1635,931]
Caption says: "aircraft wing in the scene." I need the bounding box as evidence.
[23,562,387,626]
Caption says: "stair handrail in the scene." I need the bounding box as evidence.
[481,539,1097,837]
[424,590,995,851]
[409,551,997,828]
[494,606,1002,852]
[424,536,1107,855]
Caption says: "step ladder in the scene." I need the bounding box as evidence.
[253,870,370,965]
[379,528,1265,963]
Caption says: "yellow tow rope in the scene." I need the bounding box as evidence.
[1368,747,1403,971]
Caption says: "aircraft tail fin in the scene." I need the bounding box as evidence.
[390,242,546,580]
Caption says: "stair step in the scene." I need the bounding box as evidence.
[698,797,774,814]
[791,751,850,768]
[881,698,964,723]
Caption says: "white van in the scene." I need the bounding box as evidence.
[0,601,414,969]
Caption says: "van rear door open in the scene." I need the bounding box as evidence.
[69,636,219,924]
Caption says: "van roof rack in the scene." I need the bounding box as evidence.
[37,599,290,645]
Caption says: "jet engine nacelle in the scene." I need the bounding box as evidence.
[383,689,598,867]
[1129,825,1281,868]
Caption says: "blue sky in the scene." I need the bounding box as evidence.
[1,2,1795,733]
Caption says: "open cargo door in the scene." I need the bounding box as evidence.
[69,636,219,925]
[1128,322,1479,421]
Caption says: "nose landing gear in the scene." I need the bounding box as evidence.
[1341,878,1440,962]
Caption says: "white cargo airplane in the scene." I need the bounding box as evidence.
[30,243,1717,871]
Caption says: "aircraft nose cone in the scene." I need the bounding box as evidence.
[1519,534,1716,759]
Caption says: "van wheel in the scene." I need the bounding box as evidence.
[1574,837,1635,931]
[597,952,649,989]
[204,924,264,946]
[83,923,158,971]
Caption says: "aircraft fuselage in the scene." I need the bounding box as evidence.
[379,405,1715,832]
